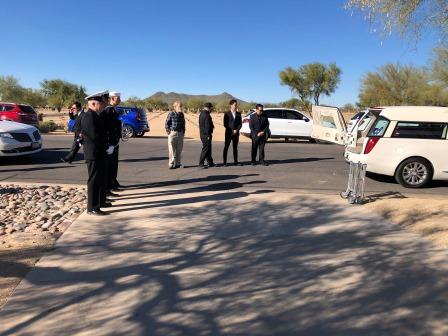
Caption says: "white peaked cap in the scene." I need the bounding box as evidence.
[109,91,121,97]
[85,90,109,101]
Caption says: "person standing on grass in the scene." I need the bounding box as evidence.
[222,99,242,166]
[165,101,186,169]
[249,103,270,166]
[198,102,215,168]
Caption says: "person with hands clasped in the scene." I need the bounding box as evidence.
[165,101,186,169]
[249,103,270,166]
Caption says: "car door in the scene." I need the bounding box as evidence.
[311,105,350,145]
[265,109,285,137]
[284,110,312,137]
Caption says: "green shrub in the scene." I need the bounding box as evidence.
[38,121,58,133]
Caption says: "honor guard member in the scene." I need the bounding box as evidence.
[80,90,111,216]
[198,102,215,168]
[222,99,242,166]
[102,91,122,192]
[249,104,270,166]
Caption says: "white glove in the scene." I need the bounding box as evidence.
[106,145,114,155]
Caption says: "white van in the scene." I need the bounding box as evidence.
[311,105,448,188]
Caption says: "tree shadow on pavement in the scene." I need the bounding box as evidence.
[122,174,259,190]
[2,187,448,335]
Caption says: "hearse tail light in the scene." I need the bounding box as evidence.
[364,137,380,154]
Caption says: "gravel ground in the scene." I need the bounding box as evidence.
[0,184,86,309]
[0,184,86,235]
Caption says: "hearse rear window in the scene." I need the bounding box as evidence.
[392,122,447,139]
[368,117,390,137]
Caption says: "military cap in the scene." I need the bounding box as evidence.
[109,91,121,97]
[204,102,213,109]
[85,90,109,102]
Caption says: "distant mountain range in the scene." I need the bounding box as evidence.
[148,91,248,105]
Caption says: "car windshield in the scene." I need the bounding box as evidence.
[19,105,36,113]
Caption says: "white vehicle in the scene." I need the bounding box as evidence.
[311,105,448,188]
[0,120,42,156]
[241,108,314,142]
[347,111,367,133]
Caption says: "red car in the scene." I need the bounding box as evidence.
[0,102,39,126]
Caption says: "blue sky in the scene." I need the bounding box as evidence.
[0,0,439,106]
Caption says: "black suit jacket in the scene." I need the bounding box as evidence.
[80,109,108,161]
[199,110,214,137]
[249,112,270,139]
[73,110,85,138]
[223,111,242,135]
[101,106,122,146]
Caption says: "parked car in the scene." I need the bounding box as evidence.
[311,105,448,188]
[240,108,314,142]
[65,106,150,138]
[116,106,149,138]
[0,102,39,127]
[0,120,42,156]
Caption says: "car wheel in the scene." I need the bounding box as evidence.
[122,124,134,139]
[309,138,317,143]
[135,132,145,137]
[395,157,433,188]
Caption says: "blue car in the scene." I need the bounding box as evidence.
[116,106,150,138]
[66,106,150,138]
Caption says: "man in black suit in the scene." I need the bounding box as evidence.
[80,90,111,216]
[61,101,85,163]
[198,102,215,168]
[222,99,242,166]
[249,104,270,166]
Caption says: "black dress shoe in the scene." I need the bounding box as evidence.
[208,163,215,168]
[234,162,243,166]
[114,182,122,188]
[251,161,256,166]
[107,191,120,197]
[87,210,107,216]
[261,161,269,166]
[101,202,113,208]
[175,164,183,168]
[199,164,207,169]
[222,163,228,167]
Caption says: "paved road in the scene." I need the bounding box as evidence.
[1,135,447,197]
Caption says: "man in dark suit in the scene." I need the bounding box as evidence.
[102,91,122,193]
[80,90,111,216]
[198,102,215,168]
[249,104,270,166]
[61,101,85,163]
[222,99,242,166]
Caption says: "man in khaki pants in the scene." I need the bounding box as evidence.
[165,101,186,169]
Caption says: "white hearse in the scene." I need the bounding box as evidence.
[311,105,448,188]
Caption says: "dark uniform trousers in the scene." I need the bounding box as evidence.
[251,135,267,162]
[64,138,82,162]
[199,135,214,165]
[109,145,119,188]
[86,159,107,211]
[223,132,239,164]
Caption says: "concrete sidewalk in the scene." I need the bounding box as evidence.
[1,176,448,336]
